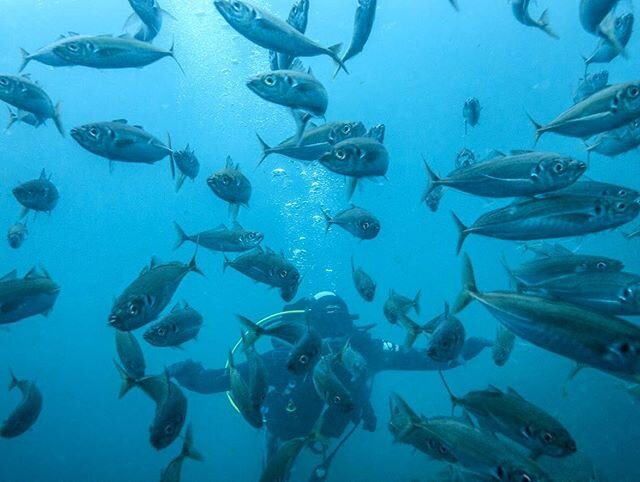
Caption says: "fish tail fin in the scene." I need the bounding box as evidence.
[161,7,178,21]
[413,289,422,315]
[321,208,333,233]
[18,48,30,73]
[402,316,422,349]
[453,253,478,313]
[293,111,312,146]
[500,254,524,292]
[169,41,186,76]
[53,102,65,137]
[167,132,175,180]
[449,0,460,11]
[173,222,189,250]
[6,107,17,132]
[175,173,187,192]
[346,177,358,200]
[256,133,271,167]
[327,43,349,75]
[451,211,470,255]
[538,9,559,39]
[188,246,205,277]
[421,157,441,202]
[181,424,204,461]
[228,203,240,220]
[113,359,137,399]
[438,371,460,416]
[8,368,18,392]
[525,112,543,146]
[237,315,264,345]
[222,254,231,273]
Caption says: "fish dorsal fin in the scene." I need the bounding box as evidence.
[289,58,304,72]
[150,256,161,268]
[24,267,39,279]
[225,155,234,169]
[21,73,31,79]
[39,168,47,180]
[485,149,505,159]
[443,301,450,318]
[40,266,51,279]
[462,411,476,427]
[68,31,80,36]
[232,221,243,230]
[112,119,128,124]
[506,387,525,400]
[214,223,228,231]
[170,302,182,313]
[0,270,18,282]
[139,265,149,276]
[509,149,533,155]
[486,384,503,395]
[134,125,144,130]
[265,246,275,255]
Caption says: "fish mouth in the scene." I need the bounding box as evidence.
[70,128,81,141]
[107,314,118,325]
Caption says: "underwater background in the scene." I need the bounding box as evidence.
[1,0,640,480]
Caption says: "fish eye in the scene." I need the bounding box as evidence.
[361,221,370,230]
[542,432,554,443]
[68,43,79,52]
[441,340,450,348]
[619,342,632,354]
[618,189,627,197]
[264,75,276,86]
[89,127,98,138]
[342,125,351,134]
[623,287,634,299]
[222,175,231,185]
[164,424,175,435]
[627,86,640,98]
[279,269,288,278]
[616,202,627,211]
[128,303,139,316]
[335,149,346,160]
[0,77,7,86]
[496,466,505,479]
[521,475,532,482]
[232,1,242,11]
[157,327,166,336]
[332,395,342,404]
[553,162,564,173]
[596,261,607,270]
[438,445,448,455]
[299,354,309,365]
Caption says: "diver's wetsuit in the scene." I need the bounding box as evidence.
[168,322,491,441]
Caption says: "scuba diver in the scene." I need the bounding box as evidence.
[168,291,492,481]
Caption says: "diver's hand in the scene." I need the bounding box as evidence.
[167,359,204,382]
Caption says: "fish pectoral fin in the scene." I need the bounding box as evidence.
[0,300,22,314]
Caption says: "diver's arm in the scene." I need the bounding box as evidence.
[167,360,230,394]
[365,337,490,372]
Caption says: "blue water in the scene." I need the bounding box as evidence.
[1,0,640,480]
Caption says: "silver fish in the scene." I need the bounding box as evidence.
[115,330,146,383]
[6,107,41,131]
[143,301,203,347]
[322,205,381,240]
[573,70,609,104]
[423,302,466,363]
[125,0,175,43]
[0,268,60,325]
[7,222,28,250]
[511,0,558,39]
[351,257,376,302]
[0,371,43,438]
[0,74,63,136]
[584,13,634,67]
[174,221,263,253]
[214,0,347,73]
[587,118,640,157]
[270,0,309,71]
[18,32,84,72]
[528,80,640,142]
[206,156,252,219]
[160,424,203,482]
[492,325,516,367]
[463,97,481,134]
[336,0,377,76]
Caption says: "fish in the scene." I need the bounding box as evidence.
[351,257,376,302]
[511,0,558,38]
[7,221,28,249]
[269,0,310,71]
[51,35,183,72]
[0,74,63,136]
[423,151,586,199]
[322,205,381,240]
[492,325,516,367]
[423,303,466,363]
[125,0,175,43]
[573,70,609,104]
[0,371,43,438]
[71,120,174,174]
[213,0,347,73]
[452,194,640,254]
[337,339,368,381]
[6,107,41,131]
[143,301,203,347]
[584,13,634,67]
[286,328,323,375]
[160,424,203,482]
[579,0,624,52]
[242,336,269,411]
[279,282,300,302]
[227,350,263,428]
[463,97,481,134]
[259,435,309,482]
[0,268,60,325]
[423,414,553,481]
[174,221,263,253]
[423,149,477,213]
[237,314,308,348]
[319,137,389,198]
[223,246,301,293]
[440,374,577,459]
[13,168,59,218]
[454,254,640,377]
[388,392,458,463]
[365,123,385,143]
[147,373,188,450]
[18,32,85,71]
[206,156,252,220]
[173,145,200,192]
[247,66,328,141]
[505,251,624,286]
[517,271,640,316]
[548,180,639,200]
[312,355,354,411]
[256,120,366,165]
[448,0,460,11]
[108,253,203,331]
[383,289,421,324]
[587,118,640,157]
[528,80,640,142]
[115,330,146,382]
[335,0,377,76]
